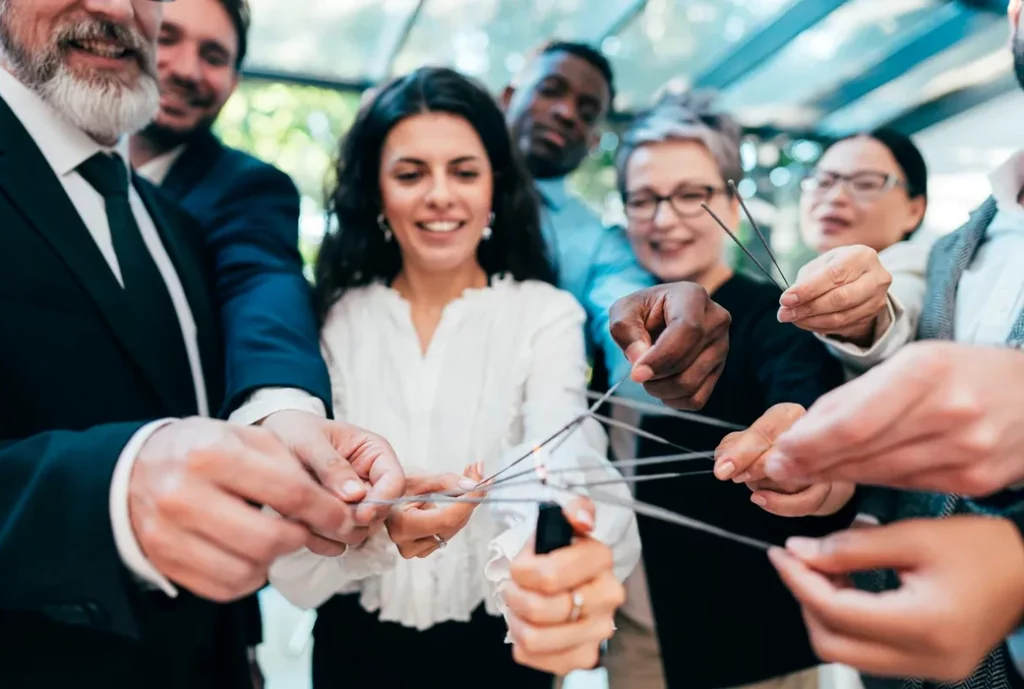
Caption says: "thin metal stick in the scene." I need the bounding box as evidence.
[479,378,627,486]
[589,412,696,452]
[565,485,773,551]
[612,452,716,471]
[576,389,744,431]
[728,180,790,288]
[565,471,712,489]
[702,202,785,292]
[548,378,627,455]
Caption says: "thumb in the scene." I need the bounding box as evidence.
[294,433,366,502]
[563,497,596,535]
[784,520,926,575]
[608,292,656,370]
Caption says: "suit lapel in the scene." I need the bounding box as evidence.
[0,96,184,413]
[919,197,998,341]
[134,179,224,413]
[161,130,221,203]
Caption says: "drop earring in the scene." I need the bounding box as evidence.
[482,211,495,241]
[377,213,393,242]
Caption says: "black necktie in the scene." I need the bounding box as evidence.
[77,152,198,412]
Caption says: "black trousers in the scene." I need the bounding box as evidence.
[312,594,553,689]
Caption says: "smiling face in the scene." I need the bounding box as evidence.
[799,136,925,254]
[624,139,736,284]
[378,112,494,276]
[0,0,162,143]
[146,0,239,144]
[504,50,610,179]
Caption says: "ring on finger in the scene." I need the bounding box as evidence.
[568,590,584,623]
[433,534,447,549]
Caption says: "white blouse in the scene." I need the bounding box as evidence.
[269,275,641,630]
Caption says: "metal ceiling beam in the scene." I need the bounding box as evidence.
[808,2,998,118]
[883,70,1018,135]
[597,0,650,43]
[241,68,374,93]
[694,0,851,91]
[379,0,429,79]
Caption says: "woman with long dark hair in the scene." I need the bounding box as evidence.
[268,67,639,689]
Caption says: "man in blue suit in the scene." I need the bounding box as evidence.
[130,0,404,682]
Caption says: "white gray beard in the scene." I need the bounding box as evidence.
[36,65,159,144]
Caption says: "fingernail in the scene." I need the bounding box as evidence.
[632,364,654,383]
[715,460,736,480]
[781,293,800,307]
[341,480,364,499]
[458,478,479,492]
[733,472,752,484]
[624,341,650,365]
[777,308,794,323]
[574,509,594,530]
[786,537,820,559]
[751,494,767,507]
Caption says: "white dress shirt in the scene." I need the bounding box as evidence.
[269,277,641,629]
[135,144,185,186]
[0,67,207,597]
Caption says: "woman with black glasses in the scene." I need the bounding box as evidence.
[784,129,930,372]
[606,90,850,689]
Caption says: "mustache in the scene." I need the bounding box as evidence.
[162,77,218,110]
[55,18,157,75]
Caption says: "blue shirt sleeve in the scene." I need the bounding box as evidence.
[584,226,656,383]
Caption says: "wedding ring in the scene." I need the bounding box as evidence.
[568,590,584,623]
[433,534,447,549]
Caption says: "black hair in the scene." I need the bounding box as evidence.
[313,67,556,322]
[537,40,616,109]
[832,127,928,237]
[836,127,928,201]
[215,0,250,69]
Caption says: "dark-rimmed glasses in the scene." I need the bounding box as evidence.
[624,185,730,222]
[801,171,905,202]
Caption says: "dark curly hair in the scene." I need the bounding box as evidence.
[314,67,556,322]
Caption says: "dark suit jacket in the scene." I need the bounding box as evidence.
[161,129,331,417]
[0,97,248,688]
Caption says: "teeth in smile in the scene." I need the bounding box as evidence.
[421,221,460,233]
[74,40,127,59]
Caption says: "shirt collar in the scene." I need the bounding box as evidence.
[0,66,127,180]
[535,176,570,211]
[135,144,186,185]
[988,150,1024,210]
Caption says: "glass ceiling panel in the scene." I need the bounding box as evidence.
[819,18,1011,135]
[608,0,795,112]
[392,0,638,91]
[246,0,421,82]
[719,0,943,128]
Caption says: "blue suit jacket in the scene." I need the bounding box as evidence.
[161,130,331,417]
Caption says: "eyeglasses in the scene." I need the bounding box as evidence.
[801,171,905,202]
[624,185,730,222]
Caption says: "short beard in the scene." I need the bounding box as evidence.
[0,7,159,144]
[139,116,214,152]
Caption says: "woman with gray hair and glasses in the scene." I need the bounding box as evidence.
[607,90,853,689]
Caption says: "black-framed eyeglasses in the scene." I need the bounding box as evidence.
[801,170,905,202]
[624,185,731,222]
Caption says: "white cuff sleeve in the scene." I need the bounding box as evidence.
[228,387,327,426]
[819,292,914,374]
[268,520,396,610]
[110,419,179,597]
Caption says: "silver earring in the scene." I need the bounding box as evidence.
[377,213,393,242]
[482,212,495,241]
